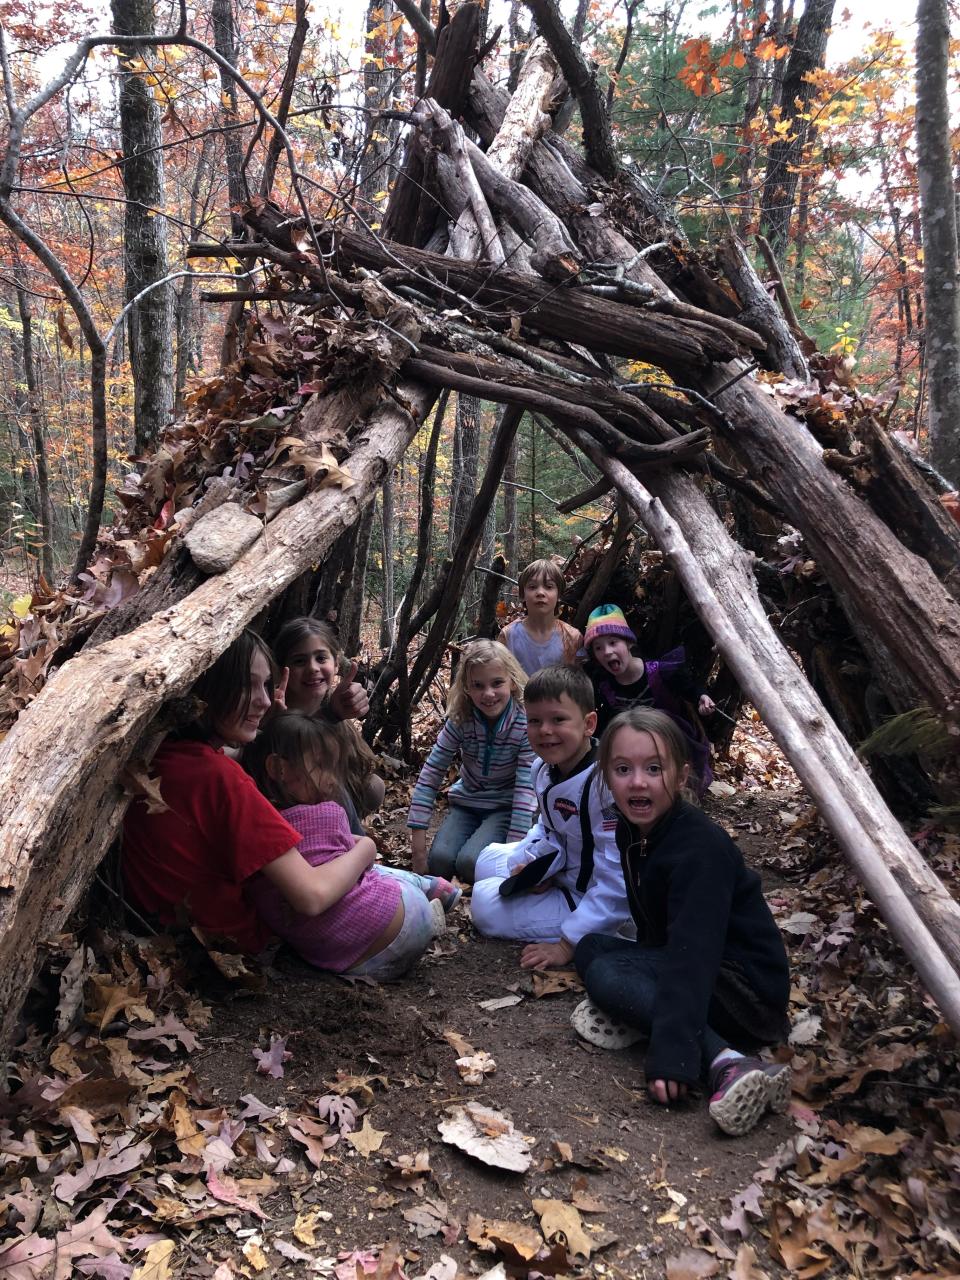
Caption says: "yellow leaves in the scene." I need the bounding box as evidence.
[346,1116,387,1156]
[132,1239,176,1279]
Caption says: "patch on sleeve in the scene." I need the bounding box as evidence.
[601,804,618,831]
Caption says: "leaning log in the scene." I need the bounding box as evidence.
[570,434,960,1036]
[0,388,431,1058]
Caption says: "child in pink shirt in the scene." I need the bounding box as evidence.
[244,713,459,980]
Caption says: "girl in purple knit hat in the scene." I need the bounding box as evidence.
[583,604,716,796]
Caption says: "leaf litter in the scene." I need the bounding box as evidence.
[2,741,959,1278]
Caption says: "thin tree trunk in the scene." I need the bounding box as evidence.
[448,393,481,550]
[111,0,174,454]
[916,0,960,485]
[175,133,214,415]
[380,473,396,647]
[13,282,54,580]
[410,405,524,701]
[759,0,835,261]
[211,0,247,368]
[340,503,376,655]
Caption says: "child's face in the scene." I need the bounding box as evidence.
[526,694,596,774]
[523,574,559,617]
[285,635,338,714]
[466,660,512,721]
[592,635,633,677]
[606,727,688,834]
[212,650,273,747]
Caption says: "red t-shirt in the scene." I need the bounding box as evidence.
[122,739,300,953]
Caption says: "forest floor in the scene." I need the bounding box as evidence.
[2,720,959,1279]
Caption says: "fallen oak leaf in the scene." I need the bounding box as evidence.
[531,968,583,998]
[205,1169,268,1219]
[384,1149,431,1192]
[730,1243,771,1280]
[120,764,169,815]
[131,1239,176,1280]
[467,1213,543,1261]
[442,1029,474,1057]
[315,1092,359,1134]
[347,1115,387,1156]
[532,1198,593,1259]
[252,1033,291,1079]
[128,1013,198,1053]
[53,1133,153,1205]
[665,1248,722,1280]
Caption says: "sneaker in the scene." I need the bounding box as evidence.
[428,897,447,937]
[707,1056,791,1136]
[570,998,644,1050]
[428,877,463,914]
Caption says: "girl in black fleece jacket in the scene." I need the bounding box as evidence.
[573,708,791,1137]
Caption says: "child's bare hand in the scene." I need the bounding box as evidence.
[329,661,370,721]
[648,1078,688,1106]
[273,666,290,711]
[519,940,574,969]
[698,694,715,716]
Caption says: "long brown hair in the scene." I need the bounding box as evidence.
[185,630,277,742]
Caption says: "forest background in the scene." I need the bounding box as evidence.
[0,0,947,648]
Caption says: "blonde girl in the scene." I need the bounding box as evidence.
[407,639,535,881]
[571,708,791,1137]
[244,713,460,980]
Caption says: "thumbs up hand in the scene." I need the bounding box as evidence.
[328,659,370,722]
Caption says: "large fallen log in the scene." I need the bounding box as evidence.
[0,389,431,1058]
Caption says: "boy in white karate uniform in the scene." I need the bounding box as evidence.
[471,666,632,968]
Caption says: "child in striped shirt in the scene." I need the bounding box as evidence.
[408,640,535,882]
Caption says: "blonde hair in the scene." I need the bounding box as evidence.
[446,639,527,724]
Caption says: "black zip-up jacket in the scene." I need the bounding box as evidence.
[617,801,790,1084]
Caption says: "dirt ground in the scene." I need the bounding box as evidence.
[186,789,800,1277]
[4,753,958,1279]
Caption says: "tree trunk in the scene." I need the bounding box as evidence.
[175,133,214,416]
[340,503,376,655]
[409,405,524,701]
[759,0,836,261]
[211,0,248,368]
[380,473,396,647]
[448,394,480,550]
[916,0,960,486]
[13,282,54,580]
[111,0,174,454]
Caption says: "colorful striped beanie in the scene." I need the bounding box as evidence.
[584,604,636,652]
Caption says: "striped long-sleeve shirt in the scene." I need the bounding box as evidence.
[407,699,535,842]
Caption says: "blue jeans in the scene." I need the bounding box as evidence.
[427,805,511,882]
[574,934,728,1067]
